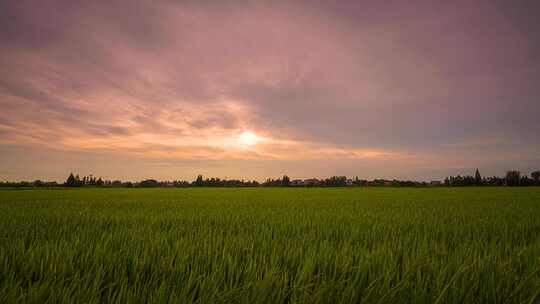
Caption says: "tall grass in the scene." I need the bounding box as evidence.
[1,187,540,303]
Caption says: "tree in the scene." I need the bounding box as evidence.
[194,175,204,187]
[505,170,521,187]
[532,171,540,185]
[281,175,290,187]
[474,169,482,186]
[65,173,77,187]
[325,176,347,187]
[520,175,534,187]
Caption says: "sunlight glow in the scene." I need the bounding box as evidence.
[237,131,262,146]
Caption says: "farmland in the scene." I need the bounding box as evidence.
[1,187,540,303]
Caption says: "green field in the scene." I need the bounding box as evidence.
[1,188,540,303]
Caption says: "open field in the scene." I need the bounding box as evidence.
[1,188,540,303]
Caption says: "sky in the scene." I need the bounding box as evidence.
[1,0,539,182]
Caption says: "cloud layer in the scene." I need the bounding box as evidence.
[1,0,539,181]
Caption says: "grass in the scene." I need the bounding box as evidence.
[1,187,540,303]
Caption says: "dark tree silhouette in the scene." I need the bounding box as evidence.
[505,171,521,187]
[532,171,540,185]
[475,169,482,186]
[194,175,204,187]
[281,175,291,187]
[65,173,78,187]
[325,176,347,187]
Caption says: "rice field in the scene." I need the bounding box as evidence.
[1,187,540,303]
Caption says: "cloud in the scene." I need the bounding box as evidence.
[0,0,539,180]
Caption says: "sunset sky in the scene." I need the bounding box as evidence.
[1,0,539,182]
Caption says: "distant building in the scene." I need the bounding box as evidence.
[303,178,321,186]
[291,179,304,186]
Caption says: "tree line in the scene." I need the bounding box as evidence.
[1,169,539,188]
[444,169,540,187]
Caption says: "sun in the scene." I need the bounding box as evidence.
[237,131,262,146]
